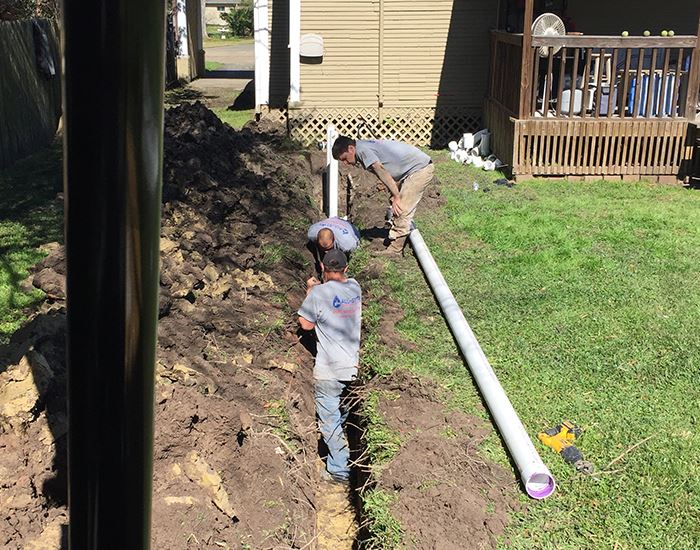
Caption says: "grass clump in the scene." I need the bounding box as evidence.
[360,489,404,550]
[360,390,402,467]
[265,399,294,447]
[211,108,254,130]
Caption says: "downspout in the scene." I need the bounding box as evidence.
[254,0,270,111]
[289,0,301,105]
[326,124,339,217]
[409,229,556,499]
[378,0,384,123]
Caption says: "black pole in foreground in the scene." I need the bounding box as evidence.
[63,1,165,548]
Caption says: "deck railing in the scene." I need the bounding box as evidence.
[526,35,698,120]
[486,31,700,177]
[489,31,524,116]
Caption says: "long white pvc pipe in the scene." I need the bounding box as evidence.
[409,228,556,499]
[326,124,338,217]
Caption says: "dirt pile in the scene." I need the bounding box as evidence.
[366,370,521,548]
[1,102,328,548]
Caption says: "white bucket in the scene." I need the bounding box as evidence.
[461,133,474,150]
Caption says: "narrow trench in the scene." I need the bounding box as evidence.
[313,391,372,550]
[311,176,376,549]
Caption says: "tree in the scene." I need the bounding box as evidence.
[0,0,59,21]
[221,1,253,38]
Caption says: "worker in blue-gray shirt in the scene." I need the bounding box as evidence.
[298,249,361,485]
[332,136,434,255]
[307,216,360,273]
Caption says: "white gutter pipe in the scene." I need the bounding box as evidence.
[288,0,301,104]
[325,124,338,217]
[253,0,270,111]
[409,228,556,499]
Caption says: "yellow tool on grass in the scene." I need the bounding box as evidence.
[538,421,595,474]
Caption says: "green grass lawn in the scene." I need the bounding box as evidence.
[205,60,223,72]
[0,144,63,343]
[367,153,700,549]
[203,33,253,49]
[212,107,254,130]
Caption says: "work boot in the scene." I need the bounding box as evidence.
[377,235,407,256]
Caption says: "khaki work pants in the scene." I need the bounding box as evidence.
[389,163,435,240]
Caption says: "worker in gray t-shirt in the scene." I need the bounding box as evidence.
[307,216,360,273]
[332,136,435,255]
[298,249,362,483]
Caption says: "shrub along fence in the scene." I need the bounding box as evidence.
[0,19,61,169]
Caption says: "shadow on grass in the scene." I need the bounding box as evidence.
[0,142,63,341]
[0,141,63,244]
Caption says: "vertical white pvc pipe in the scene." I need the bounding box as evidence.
[254,0,270,110]
[326,124,338,217]
[409,228,556,500]
[176,0,189,57]
[289,0,301,104]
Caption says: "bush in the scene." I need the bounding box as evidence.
[221,3,253,38]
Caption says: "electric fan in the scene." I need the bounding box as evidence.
[532,13,566,57]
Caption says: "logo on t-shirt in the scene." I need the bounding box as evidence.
[332,295,361,309]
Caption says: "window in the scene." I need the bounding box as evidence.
[217,6,225,11]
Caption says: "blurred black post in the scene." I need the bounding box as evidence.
[62,0,165,548]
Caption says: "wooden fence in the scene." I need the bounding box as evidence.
[0,19,61,169]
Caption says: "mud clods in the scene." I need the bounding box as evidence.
[2,102,329,548]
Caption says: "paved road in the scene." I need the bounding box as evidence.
[205,43,254,71]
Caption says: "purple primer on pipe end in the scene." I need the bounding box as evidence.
[526,473,556,500]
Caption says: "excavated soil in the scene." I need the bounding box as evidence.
[1,102,518,549]
[366,370,522,549]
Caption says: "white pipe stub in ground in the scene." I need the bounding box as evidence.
[409,228,556,499]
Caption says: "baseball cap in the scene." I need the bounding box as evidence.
[322,249,348,271]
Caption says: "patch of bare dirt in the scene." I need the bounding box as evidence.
[367,370,521,549]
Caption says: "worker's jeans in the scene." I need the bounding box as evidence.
[389,163,435,240]
[314,379,351,480]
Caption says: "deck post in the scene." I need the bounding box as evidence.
[684,7,700,120]
[518,0,534,118]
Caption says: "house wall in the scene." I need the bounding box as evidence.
[264,0,497,145]
[292,0,496,110]
[297,0,379,107]
[205,7,229,26]
[567,0,698,36]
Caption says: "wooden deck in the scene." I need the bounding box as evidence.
[485,25,700,180]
